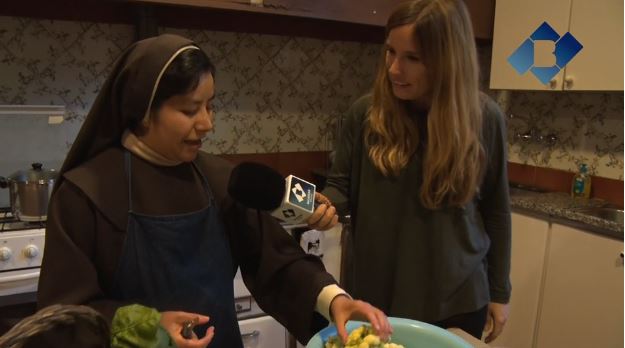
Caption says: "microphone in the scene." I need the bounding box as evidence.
[227,162,317,224]
[227,162,285,211]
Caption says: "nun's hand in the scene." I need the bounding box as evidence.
[329,295,392,344]
[160,311,214,348]
[306,193,339,231]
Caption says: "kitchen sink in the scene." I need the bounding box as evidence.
[573,206,624,225]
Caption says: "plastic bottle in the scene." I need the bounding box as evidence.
[571,163,591,198]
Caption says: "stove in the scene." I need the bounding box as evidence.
[0,207,45,232]
[0,207,45,301]
[0,104,67,334]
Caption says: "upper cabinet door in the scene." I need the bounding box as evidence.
[563,0,624,91]
[490,0,571,90]
[490,0,623,91]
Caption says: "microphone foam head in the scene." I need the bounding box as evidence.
[227,162,285,211]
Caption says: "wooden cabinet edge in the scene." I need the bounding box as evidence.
[125,0,496,35]
[464,0,495,40]
[124,0,386,26]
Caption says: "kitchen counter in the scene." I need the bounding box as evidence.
[509,187,623,240]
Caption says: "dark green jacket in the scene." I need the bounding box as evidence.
[323,94,511,322]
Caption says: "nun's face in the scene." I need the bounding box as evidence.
[141,73,215,162]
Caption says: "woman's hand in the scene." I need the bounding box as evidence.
[484,302,509,343]
[306,193,339,231]
[160,311,214,348]
[329,295,393,344]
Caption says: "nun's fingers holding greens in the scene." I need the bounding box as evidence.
[306,193,339,231]
[329,295,393,344]
[160,311,214,348]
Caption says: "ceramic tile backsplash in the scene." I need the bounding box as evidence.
[504,91,623,180]
[0,16,622,181]
[477,45,624,180]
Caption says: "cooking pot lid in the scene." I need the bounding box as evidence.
[9,163,58,183]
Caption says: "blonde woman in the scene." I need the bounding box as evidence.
[317,0,511,343]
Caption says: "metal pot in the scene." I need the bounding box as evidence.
[0,163,57,222]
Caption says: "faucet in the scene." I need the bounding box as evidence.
[516,127,558,147]
[508,115,558,147]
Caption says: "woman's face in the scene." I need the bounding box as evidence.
[385,24,430,105]
[140,73,215,163]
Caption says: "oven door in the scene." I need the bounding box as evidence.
[0,269,40,298]
[0,269,39,336]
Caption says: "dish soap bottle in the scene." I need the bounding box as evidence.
[571,163,591,198]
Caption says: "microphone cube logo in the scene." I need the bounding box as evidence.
[282,209,296,218]
[271,175,316,224]
[508,21,583,84]
[291,183,307,203]
[287,176,315,212]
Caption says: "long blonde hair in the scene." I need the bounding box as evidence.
[365,0,484,209]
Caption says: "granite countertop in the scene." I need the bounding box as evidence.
[509,187,623,240]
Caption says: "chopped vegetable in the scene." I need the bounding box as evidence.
[324,325,404,348]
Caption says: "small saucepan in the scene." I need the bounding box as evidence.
[0,163,58,222]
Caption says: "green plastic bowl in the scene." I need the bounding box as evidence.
[306,317,473,348]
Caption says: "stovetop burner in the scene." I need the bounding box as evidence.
[0,208,45,232]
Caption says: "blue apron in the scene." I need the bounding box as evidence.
[112,152,242,347]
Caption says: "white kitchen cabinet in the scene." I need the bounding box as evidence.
[490,0,623,91]
[534,223,623,348]
[563,0,624,90]
[490,212,550,348]
[239,315,288,348]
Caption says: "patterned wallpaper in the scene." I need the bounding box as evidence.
[0,16,378,156]
[0,17,132,147]
[0,16,622,180]
[162,27,379,153]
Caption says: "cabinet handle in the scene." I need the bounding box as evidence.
[564,76,574,89]
[0,271,40,284]
[549,79,558,89]
[241,330,260,339]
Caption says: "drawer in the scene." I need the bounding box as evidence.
[238,315,287,348]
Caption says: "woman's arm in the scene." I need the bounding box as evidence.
[322,96,369,217]
[478,99,512,305]
[478,99,512,342]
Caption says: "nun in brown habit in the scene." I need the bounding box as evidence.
[36,34,391,347]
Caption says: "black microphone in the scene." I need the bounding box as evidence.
[227,162,285,211]
[227,162,317,223]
